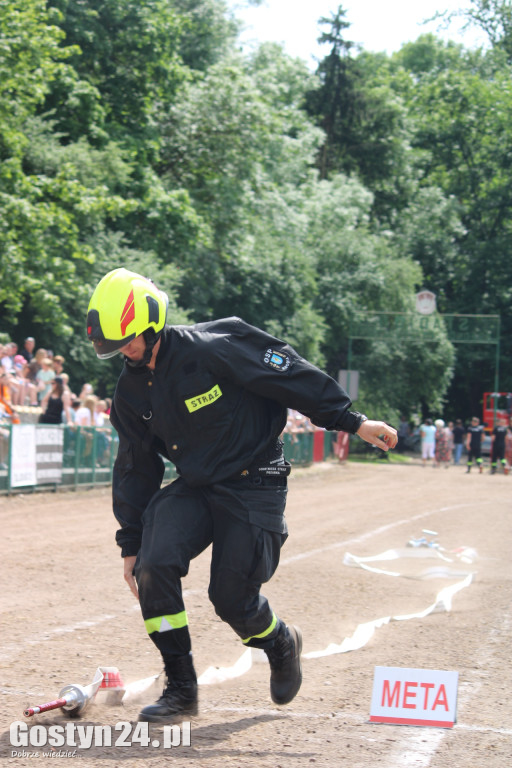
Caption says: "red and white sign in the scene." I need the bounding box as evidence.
[415,290,437,315]
[370,666,458,728]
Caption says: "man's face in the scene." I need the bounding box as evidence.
[119,335,147,362]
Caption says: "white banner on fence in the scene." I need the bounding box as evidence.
[10,425,37,488]
[36,426,64,484]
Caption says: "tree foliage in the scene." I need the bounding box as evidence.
[0,0,509,421]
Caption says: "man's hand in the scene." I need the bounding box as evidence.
[123,555,139,600]
[356,419,398,451]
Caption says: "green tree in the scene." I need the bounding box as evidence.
[391,36,512,414]
[305,9,416,227]
[303,173,454,417]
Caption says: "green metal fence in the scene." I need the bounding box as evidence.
[282,431,314,464]
[0,425,321,495]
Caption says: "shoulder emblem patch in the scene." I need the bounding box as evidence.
[263,348,291,372]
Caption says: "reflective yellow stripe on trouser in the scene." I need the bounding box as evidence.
[241,612,277,645]
[144,611,188,635]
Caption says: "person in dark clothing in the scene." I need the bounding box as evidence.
[38,376,64,424]
[491,417,508,474]
[396,415,410,453]
[86,268,398,723]
[466,416,484,473]
[452,419,465,465]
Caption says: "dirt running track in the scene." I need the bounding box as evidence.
[1,459,511,767]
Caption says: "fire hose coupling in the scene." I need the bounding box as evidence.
[23,667,125,718]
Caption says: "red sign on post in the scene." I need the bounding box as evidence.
[370,666,458,728]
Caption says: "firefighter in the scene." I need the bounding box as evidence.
[491,417,508,474]
[86,268,398,723]
[466,416,484,473]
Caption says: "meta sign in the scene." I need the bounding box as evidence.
[370,666,458,728]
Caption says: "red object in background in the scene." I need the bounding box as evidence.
[482,392,512,432]
[313,429,325,462]
[335,431,350,462]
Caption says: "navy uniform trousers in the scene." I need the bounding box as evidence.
[134,470,289,658]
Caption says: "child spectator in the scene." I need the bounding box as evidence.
[35,357,56,404]
[69,398,82,423]
[52,355,65,376]
[9,355,28,405]
[33,348,48,375]
[1,342,16,373]
[74,394,98,426]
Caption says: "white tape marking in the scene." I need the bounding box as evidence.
[280,504,474,566]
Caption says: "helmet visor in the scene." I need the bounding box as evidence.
[92,333,136,359]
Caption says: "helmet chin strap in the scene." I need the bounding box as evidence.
[124,329,159,368]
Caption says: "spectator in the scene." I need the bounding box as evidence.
[35,357,56,404]
[33,348,48,374]
[445,421,454,463]
[9,356,29,406]
[25,362,40,405]
[22,337,36,363]
[39,377,66,424]
[452,419,465,465]
[1,342,16,373]
[94,399,111,465]
[505,421,512,474]
[284,408,314,443]
[396,415,411,453]
[1,366,18,405]
[94,399,109,427]
[59,371,71,393]
[0,397,12,468]
[0,367,20,425]
[69,398,82,423]
[52,355,65,376]
[74,394,98,426]
[15,361,38,406]
[79,382,94,401]
[0,366,12,404]
[434,419,450,468]
[420,418,436,466]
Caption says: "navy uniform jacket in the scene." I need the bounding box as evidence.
[467,424,484,448]
[493,424,507,451]
[110,317,363,556]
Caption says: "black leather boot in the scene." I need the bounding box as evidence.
[139,654,198,723]
[265,623,302,705]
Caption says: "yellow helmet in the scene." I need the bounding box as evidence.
[87,268,168,359]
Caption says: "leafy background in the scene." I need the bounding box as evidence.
[1,0,510,425]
